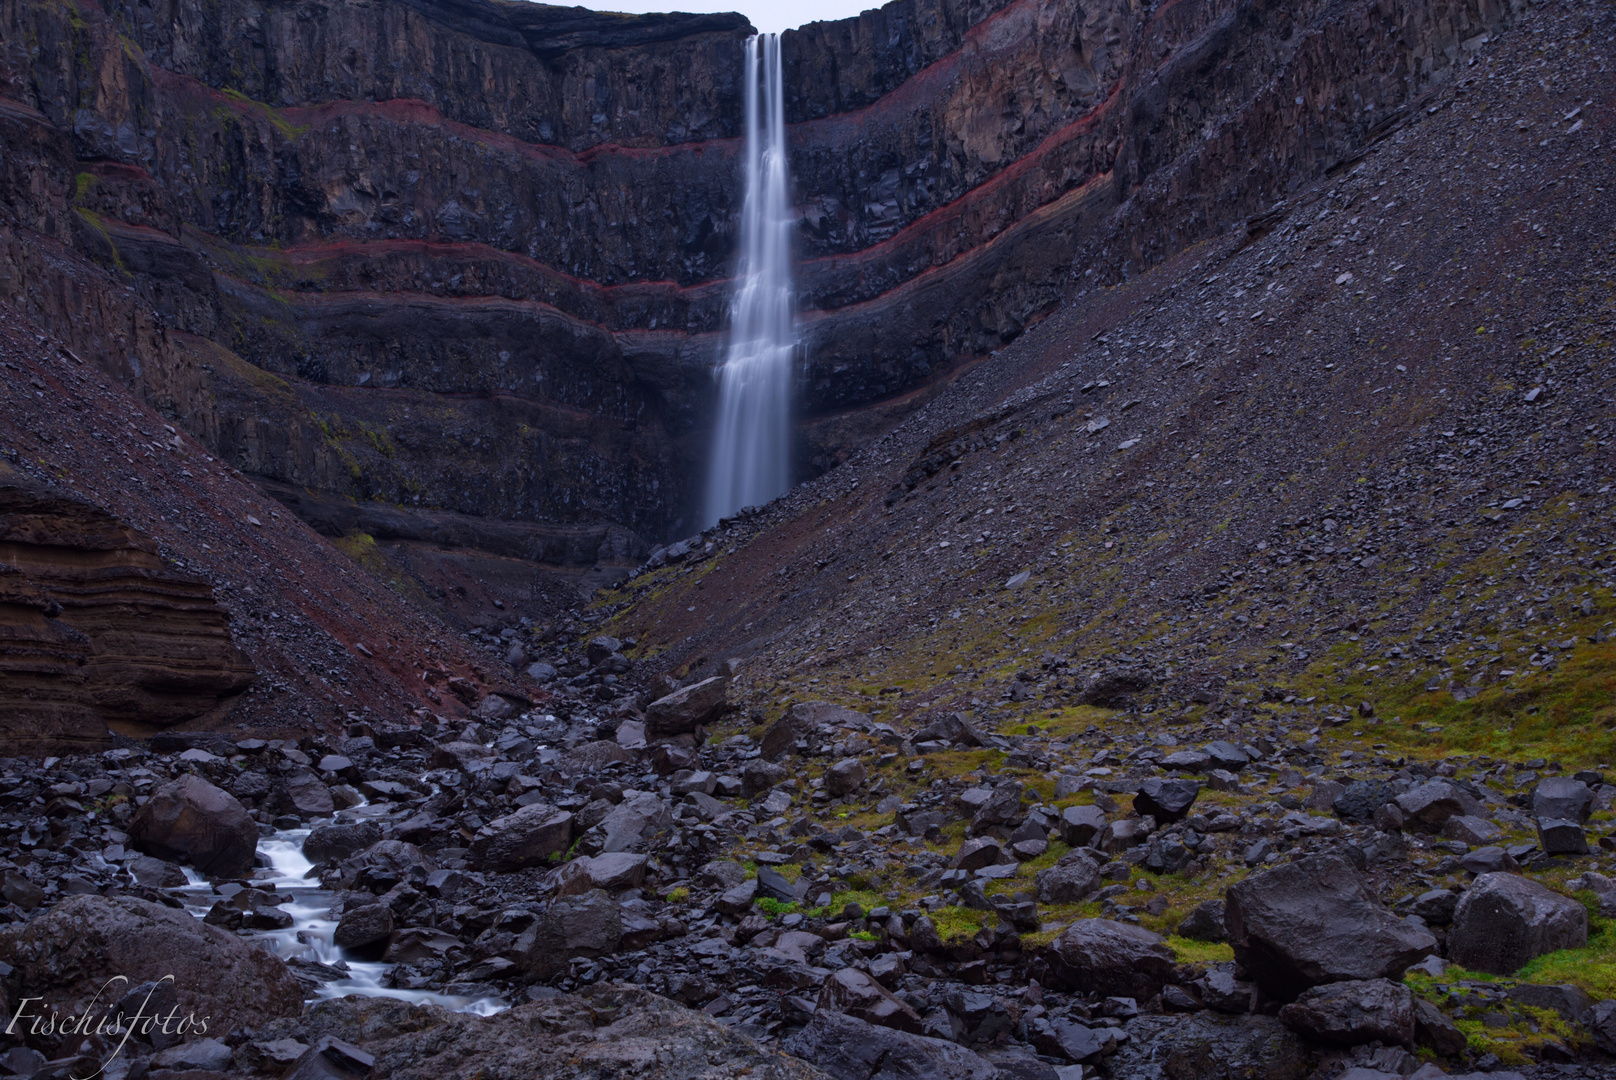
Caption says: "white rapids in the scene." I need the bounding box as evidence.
[178,809,504,1016]
[704,32,797,527]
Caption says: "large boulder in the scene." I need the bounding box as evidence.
[1277,979,1416,1047]
[516,890,622,981]
[1394,780,1467,832]
[644,677,728,735]
[333,903,395,953]
[470,803,575,870]
[303,822,383,866]
[817,967,922,1033]
[1134,778,1200,824]
[1532,777,1594,823]
[1047,919,1177,999]
[278,766,336,817]
[1035,855,1101,904]
[1224,855,1435,1001]
[783,1007,998,1080]
[598,792,671,853]
[824,757,867,798]
[251,984,823,1080]
[340,840,436,891]
[128,774,258,878]
[1060,804,1106,846]
[1447,872,1587,975]
[760,701,870,761]
[555,853,649,897]
[0,895,302,1033]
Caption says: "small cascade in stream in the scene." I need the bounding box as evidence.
[703,32,795,527]
[179,810,504,1017]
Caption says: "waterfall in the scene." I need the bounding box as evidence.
[703,33,795,527]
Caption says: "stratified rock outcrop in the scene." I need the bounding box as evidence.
[0,0,1525,585]
[0,483,254,751]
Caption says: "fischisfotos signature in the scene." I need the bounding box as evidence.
[5,975,210,1080]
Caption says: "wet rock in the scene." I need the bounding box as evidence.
[1537,817,1589,854]
[152,1037,235,1071]
[128,773,258,878]
[1447,872,1587,975]
[280,767,337,817]
[1224,854,1436,1000]
[1193,964,1255,1014]
[0,895,302,1033]
[333,904,395,953]
[1047,919,1177,998]
[1590,998,1616,1054]
[825,757,867,798]
[516,891,623,980]
[471,803,575,870]
[304,822,384,866]
[645,677,728,735]
[1177,899,1227,942]
[784,1006,998,1080]
[125,854,188,889]
[555,852,649,896]
[1134,778,1199,823]
[818,967,922,1032]
[1278,978,1415,1047]
[1410,889,1458,926]
[281,1035,374,1080]
[1033,1018,1107,1063]
[341,841,436,892]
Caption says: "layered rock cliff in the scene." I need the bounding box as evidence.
[0,0,1521,609]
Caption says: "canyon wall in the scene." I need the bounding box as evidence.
[0,0,1520,583]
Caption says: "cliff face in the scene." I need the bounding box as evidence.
[0,0,1521,584]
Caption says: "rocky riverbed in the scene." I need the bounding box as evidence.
[3,648,1616,1079]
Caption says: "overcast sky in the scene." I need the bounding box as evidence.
[569,0,880,35]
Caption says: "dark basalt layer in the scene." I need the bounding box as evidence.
[0,0,1520,580]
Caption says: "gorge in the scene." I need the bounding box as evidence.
[0,0,1614,1076]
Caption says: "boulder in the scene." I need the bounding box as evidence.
[1177,899,1228,942]
[516,891,622,980]
[1412,996,1467,1057]
[1047,919,1177,999]
[1332,780,1397,823]
[252,985,824,1080]
[952,837,1003,871]
[1591,998,1616,1054]
[1060,804,1107,846]
[125,855,188,889]
[1224,855,1435,1001]
[333,904,394,953]
[968,782,1024,830]
[1538,817,1589,854]
[1532,777,1594,823]
[1101,1012,1308,1080]
[471,804,574,870]
[0,895,302,1033]
[303,822,384,866]
[825,757,867,798]
[783,1007,999,1080]
[1193,964,1255,1014]
[1035,857,1100,904]
[912,713,985,748]
[555,853,649,896]
[817,967,922,1032]
[1447,872,1587,975]
[1204,741,1251,771]
[1134,778,1200,824]
[340,840,435,891]
[279,767,337,816]
[598,792,671,853]
[432,741,495,771]
[281,1036,374,1080]
[1076,664,1153,706]
[760,701,870,761]
[128,774,258,878]
[1441,815,1501,846]
[644,677,727,735]
[742,760,788,795]
[1277,979,1415,1047]
[1394,780,1465,832]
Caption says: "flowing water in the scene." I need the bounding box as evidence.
[178,807,505,1017]
[704,33,796,527]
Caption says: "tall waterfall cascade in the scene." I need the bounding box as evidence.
[703,33,795,527]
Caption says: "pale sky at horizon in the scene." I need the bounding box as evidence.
[563,0,882,36]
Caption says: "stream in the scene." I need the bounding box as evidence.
[176,804,506,1017]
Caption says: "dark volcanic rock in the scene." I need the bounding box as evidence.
[1177,899,1228,942]
[304,822,385,866]
[1277,979,1415,1047]
[1134,778,1200,823]
[333,903,395,953]
[470,803,575,870]
[516,890,622,981]
[783,1007,997,1080]
[1224,855,1436,1001]
[645,676,728,735]
[817,967,922,1033]
[1332,780,1398,823]
[760,700,871,760]
[1447,871,1588,975]
[0,895,302,1033]
[1046,918,1177,999]
[1532,777,1594,823]
[128,773,258,878]
[1103,1012,1309,1080]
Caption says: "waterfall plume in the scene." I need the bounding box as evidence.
[703,33,795,527]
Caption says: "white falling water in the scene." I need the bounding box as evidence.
[704,33,795,527]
